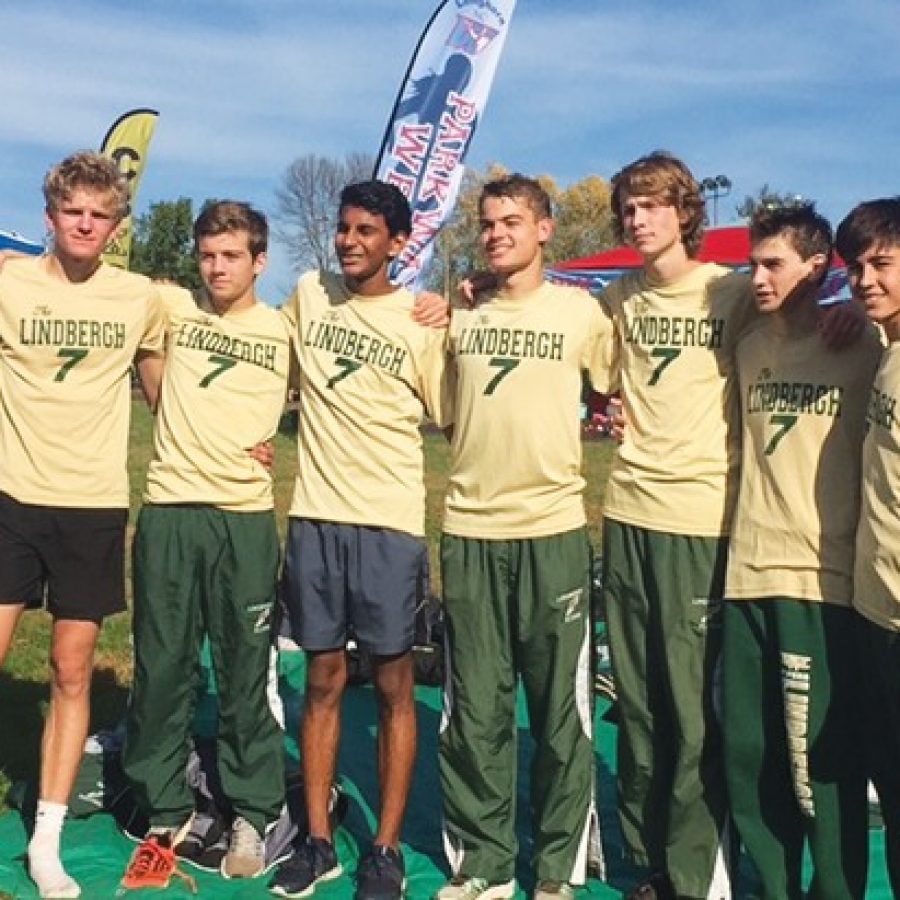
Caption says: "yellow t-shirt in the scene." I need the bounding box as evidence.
[0,256,165,508]
[442,281,614,539]
[281,270,449,537]
[144,286,291,511]
[601,263,756,537]
[855,342,900,631]
[726,319,881,604]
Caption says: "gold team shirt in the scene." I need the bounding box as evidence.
[601,263,756,537]
[855,342,900,630]
[144,286,290,511]
[443,282,613,539]
[726,319,881,604]
[281,271,449,537]
[0,256,165,508]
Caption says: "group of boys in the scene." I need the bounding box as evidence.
[3,145,900,900]
[0,151,605,900]
[598,155,900,900]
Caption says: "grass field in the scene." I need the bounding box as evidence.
[0,402,615,813]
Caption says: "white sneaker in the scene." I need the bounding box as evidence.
[435,876,516,900]
[221,816,264,879]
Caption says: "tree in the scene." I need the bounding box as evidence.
[131,197,202,290]
[274,152,374,273]
[430,165,615,291]
[548,175,615,264]
[736,184,805,221]
[431,163,506,294]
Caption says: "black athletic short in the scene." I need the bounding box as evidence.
[282,518,428,656]
[0,491,127,622]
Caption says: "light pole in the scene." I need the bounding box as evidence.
[700,174,732,226]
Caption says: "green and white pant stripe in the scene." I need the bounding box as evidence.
[723,598,867,899]
[603,519,732,899]
[124,503,285,835]
[439,527,597,885]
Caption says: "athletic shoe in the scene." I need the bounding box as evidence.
[354,845,406,900]
[269,836,343,898]
[626,872,676,900]
[174,810,229,871]
[120,830,197,892]
[533,881,575,900]
[869,780,884,828]
[434,876,516,900]
[222,815,265,879]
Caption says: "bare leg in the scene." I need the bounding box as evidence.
[371,651,416,849]
[28,617,99,899]
[303,649,347,841]
[41,619,99,801]
[0,602,25,667]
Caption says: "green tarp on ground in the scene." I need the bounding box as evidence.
[0,651,892,898]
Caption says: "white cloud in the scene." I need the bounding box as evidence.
[1,0,898,288]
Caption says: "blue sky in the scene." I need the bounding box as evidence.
[2,0,898,303]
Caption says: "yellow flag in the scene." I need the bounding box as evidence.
[100,108,159,269]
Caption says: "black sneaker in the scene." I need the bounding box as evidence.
[627,872,676,900]
[270,836,342,898]
[174,810,229,871]
[355,845,406,900]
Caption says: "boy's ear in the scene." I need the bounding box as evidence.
[388,231,408,260]
[808,251,829,280]
[537,217,555,245]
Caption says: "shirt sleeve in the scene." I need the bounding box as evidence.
[138,286,169,354]
[415,326,454,428]
[583,295,617,394]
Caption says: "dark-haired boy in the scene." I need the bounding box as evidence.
[838,197,900,893]
[121,201,291,886]
[0,151,166,899]
[722,204,878,898]
[435,174,612,900]
[271,181,449,900]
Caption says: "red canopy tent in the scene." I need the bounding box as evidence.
[556,225,751,271]
[546,225,848,302]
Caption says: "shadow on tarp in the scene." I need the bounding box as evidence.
[0,650,894,898]
[0,666,130,819]
[0,671,47,799]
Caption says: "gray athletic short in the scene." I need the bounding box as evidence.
[282,518,428,656]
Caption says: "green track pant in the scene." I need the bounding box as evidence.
[722,598,867,899]
[855,613,900,896]
[439,528,596,885]
[123,505,285,834]
[603,519,731,899]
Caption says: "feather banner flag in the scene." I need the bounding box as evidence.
[99,108,159,269]
[0,230,43,256]
[374,0,516,291]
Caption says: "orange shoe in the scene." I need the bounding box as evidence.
[121,831,197,893]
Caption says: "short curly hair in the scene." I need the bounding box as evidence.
[43,150,130,220]
[339,180,412,237]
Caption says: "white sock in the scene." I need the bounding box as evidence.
[28,800,80,899]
